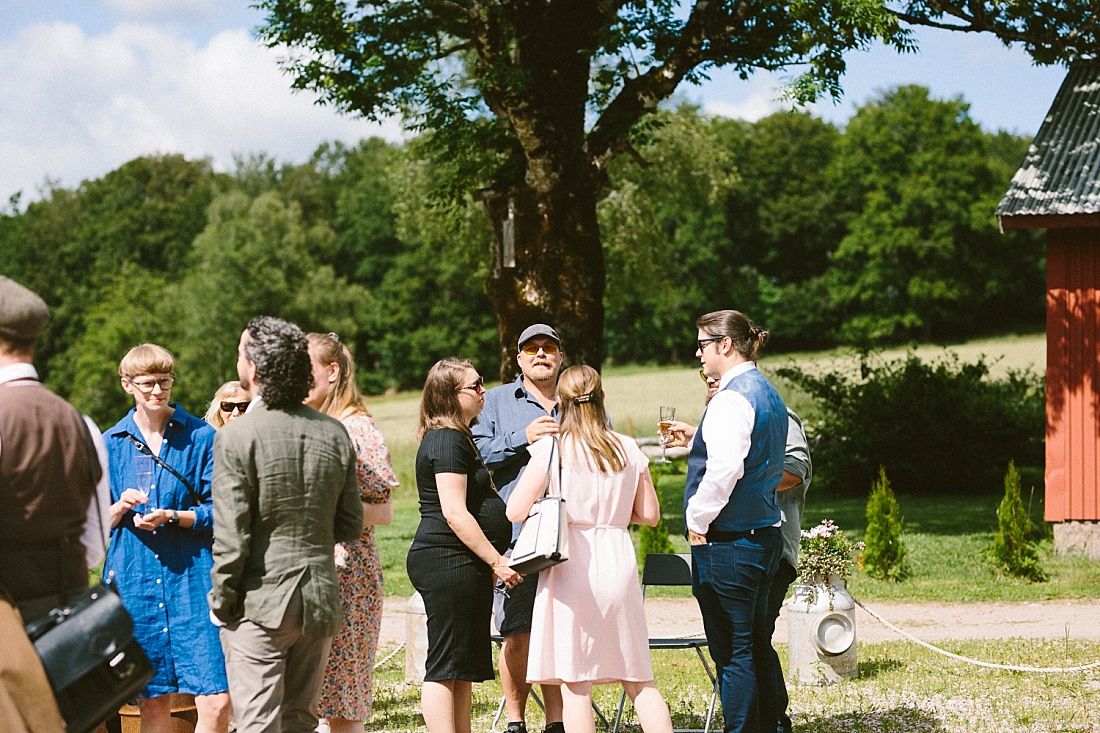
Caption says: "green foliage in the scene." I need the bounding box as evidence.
[776,351,1044,496]
[827,86,1044,345]
[863,467,910,582]
[987,462,1047,582]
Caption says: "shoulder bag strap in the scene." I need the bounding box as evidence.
[122,432,203,508]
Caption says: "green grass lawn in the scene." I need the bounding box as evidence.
[369,332,1095,601]
[363,334,1100,733]
[365,637,1100,732]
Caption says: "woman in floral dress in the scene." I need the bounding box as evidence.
[304,332,398,733]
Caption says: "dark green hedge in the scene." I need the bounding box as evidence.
[776,352,1044,496]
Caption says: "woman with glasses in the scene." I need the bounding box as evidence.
[103,344,230,733]
[406,358,520,733]
[506,366,673,733]
[203,380,251,428]
[303,333,397,733]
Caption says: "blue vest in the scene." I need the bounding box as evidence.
[683,367,785,533]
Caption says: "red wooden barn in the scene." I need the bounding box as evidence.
[997,60,1100,558]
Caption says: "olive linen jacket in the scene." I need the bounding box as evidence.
[209,401,363,637]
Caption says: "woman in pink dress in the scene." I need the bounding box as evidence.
[506,365,673,733]
[304,332,398,733]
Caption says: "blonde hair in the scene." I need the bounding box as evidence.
[416,358,478,442]
[557,365,626,473]
[306,333,370,419]
[119,343,175,379]
[204,380,246,428]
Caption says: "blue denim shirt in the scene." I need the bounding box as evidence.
[472,376,559,542]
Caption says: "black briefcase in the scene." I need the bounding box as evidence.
[26,583,154,733]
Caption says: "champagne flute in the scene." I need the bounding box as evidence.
[656,405,676,464]
[134,455,154,514]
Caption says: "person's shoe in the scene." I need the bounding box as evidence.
[504,722,528,733]
[544,723,566,733]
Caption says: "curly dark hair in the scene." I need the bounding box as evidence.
[244,316,312,409]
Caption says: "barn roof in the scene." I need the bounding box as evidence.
[997,61,1100,228]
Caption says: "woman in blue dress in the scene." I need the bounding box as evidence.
[104,343,230,733]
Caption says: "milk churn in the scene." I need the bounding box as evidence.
[785,575,858,685]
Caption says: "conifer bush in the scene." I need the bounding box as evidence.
[987,461,1047,582]
[863,466,910,581]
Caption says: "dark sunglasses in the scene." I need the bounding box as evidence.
[220,401,251,414]
[520,342,559,356]
[457,377,485,393]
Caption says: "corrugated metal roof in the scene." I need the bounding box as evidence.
[997,61,1100,218]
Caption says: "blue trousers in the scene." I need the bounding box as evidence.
[691,527,782,733]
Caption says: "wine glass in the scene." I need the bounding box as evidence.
[656,405,676,464]
[134,455,154,514]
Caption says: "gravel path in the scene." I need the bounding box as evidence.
[377,595,1100,650]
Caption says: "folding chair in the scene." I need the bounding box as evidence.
[490,634,613,732]
[612,553,719,733]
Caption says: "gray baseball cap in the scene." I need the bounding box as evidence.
[517,323,561,350]
[0,276,49,342]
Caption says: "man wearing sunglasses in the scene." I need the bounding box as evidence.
[472,323,565,733]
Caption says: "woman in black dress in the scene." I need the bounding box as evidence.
[406,357,521,733]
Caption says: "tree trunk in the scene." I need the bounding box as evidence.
[480,171,605,383]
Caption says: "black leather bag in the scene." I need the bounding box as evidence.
[25,583,154,733]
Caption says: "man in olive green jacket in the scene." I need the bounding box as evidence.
[209,317,363,733]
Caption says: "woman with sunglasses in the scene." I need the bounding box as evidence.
[303,333,398,733]
[103,343,230,733]
[203,380,251,428]
[505,365,672,733]
[407,358,520,733]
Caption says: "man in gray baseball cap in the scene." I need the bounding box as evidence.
[473,323,566,733]
[0,276,111,732]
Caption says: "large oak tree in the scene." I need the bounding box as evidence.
[257,0,1094,379]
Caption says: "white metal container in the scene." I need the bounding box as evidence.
[785,576,858,685]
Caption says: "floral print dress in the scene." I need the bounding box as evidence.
[316,412,399,721]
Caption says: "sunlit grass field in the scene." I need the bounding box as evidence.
[371,332,1074,601]
[362,333,1100,733]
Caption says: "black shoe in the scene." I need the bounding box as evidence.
[544,723,566,733]
[504,723,528,733]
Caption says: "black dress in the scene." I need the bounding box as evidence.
[406,428,511,681]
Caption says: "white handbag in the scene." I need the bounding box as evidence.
[509,437,569,574]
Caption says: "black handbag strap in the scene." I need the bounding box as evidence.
[122,431,202,508]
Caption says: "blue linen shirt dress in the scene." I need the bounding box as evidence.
[103,405,228,698]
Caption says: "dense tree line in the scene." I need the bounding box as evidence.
[0,87,1043,428]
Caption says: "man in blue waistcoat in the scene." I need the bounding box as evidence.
[682,309,787,733]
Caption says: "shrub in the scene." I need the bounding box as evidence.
[638,514,675,562]
[775,351,1044,495]
[987,461,1047,582]
[863,467,910,582]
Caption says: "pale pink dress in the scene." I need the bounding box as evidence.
[525,432,654,685]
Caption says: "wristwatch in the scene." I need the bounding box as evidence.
[167,509,180,526]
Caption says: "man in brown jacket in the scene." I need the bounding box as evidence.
[210,316,363,733]
[0,275,110,733]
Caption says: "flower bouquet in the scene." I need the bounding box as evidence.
[797,519,864,587]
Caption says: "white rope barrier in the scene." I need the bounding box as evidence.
[851,596,1100,674]
[373,641,405,671]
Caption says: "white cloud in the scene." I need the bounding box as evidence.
[0,19,403,203]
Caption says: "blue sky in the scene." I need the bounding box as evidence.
[0,1,1067,205]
